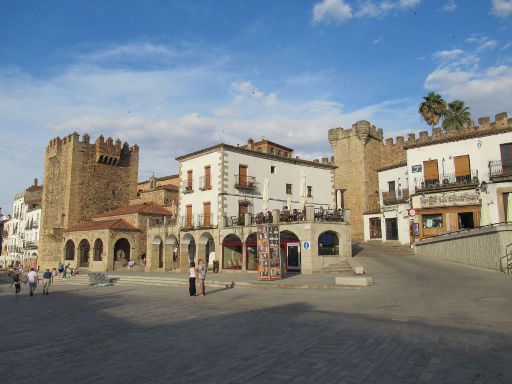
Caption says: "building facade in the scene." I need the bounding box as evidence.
[147,140,352,274]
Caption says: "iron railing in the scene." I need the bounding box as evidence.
[279,209,306,223]
[414,170,479,192]
[197,214,216,227]
[489,160,512,178]
[181,180,194,193]
[198,176,212,190]
[181,216,194,229]
[313,208,345,223]
[381,188,409,205]
[234,175,257,190]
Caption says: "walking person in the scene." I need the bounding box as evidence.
[64,263,70,279]
[197,259,207,296]
[27,267,38,297]
[188,261,197,297]
[58,261,64,277]
[42,269,52,295]
[10,272,21,299]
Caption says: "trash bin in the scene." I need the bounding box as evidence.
[213,260,219,273]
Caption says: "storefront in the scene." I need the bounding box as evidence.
[411,190,481,240]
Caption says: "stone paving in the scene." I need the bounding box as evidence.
[1,242,511,384]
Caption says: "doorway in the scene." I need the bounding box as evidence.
[385,218,398,240]
[369,217,382,239]
[286,243,301,272]
[458,212,474,229]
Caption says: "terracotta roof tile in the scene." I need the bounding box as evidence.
[65,219,140,232]
[93,202,173,218]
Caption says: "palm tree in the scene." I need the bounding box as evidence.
[442,100,472,132]
[418,92,447,131]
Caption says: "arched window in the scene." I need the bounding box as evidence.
[93,238,103,261]
[222,234,243,270]
[318,231,339,255]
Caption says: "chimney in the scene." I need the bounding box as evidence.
[34,178,38,187]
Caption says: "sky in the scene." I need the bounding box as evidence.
[1,0,511,213]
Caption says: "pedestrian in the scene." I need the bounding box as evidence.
[10,273,21,298]
[27,267,38,297]
[42,269,52,295]
[51,268,56,284]
[188,261,197,297]
[197,258,207,296]
[58,261,64,277]
[64,263,70,279]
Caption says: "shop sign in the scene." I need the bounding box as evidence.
[302,241,311,250]
[415,191,480,208]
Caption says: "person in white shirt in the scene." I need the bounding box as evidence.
[27,268,38,297]
[188,262,197,297]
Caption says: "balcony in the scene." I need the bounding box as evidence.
[489,160,512,180]
[234,175,257,190]
[313,208,345,223]
[381,188,410,206]
[414,170,479,192]
[181,181,194,194]
[199,176,212,191]
[197,214,216,228]
[25,240,38,249]
[181,216,194,229]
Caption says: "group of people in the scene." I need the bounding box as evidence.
[188,259,208,296]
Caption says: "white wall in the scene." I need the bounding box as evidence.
[407,131,512,194]
[378,166,408,205]
[223,149,334,217]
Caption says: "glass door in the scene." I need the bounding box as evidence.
[286,242,301,272]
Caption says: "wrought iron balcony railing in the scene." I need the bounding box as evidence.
[197,213,216,228]
[381,188,409,205]
[414,170,479,192]
[199,176,212,190]
[489,160,512,179]
[181,180,194,193]
[234,175,257,190]
[181,216,194,229]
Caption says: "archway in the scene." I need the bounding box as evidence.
[165,234,179,268]
[78,239,90,267]
[245,232,257,270]
[65,240,75,261]
[198,232,215,266]
[114,238,131,267]
[93,238,103,261]
[280,230,301,272]
[222,234,243,270]
[181,233,195,266]
[318,231,339,256]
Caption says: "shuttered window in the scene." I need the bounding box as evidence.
[187,170,193,190]
[454,155,470,177]
[423,160,439,181]
[203,202,211,226]
[186,204,192,227]
[204,166,211,189]
[239,165,248,186]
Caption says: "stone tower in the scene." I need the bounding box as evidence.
[39,132,139,267]
[329,121,405,240]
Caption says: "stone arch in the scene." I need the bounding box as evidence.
[245,232,258,270]
[93,238,103,261]
[181,233,196,265]
[222,234,243,270]
[151,235,164,269]
[198,232,215,265]
[318,231,339,256]
[78,239,90,267]
[166,234,179,264]
[65,240,75,261]
[280,230,301,273]
[114,238,131,262]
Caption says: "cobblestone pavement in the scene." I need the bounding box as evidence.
[1,243,511,384]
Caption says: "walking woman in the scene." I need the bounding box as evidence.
[188,261,197,297]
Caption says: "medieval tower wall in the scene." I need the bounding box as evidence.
[39,132,139,267]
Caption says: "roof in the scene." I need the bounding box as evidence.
[250,139,294,152]
[377,161,408,173]
[175,143,336,170]
[65,219,140,232]
[138,174,179,185]
[141,184,179,192]
[404,126,512,149]
[93,202,173,218]
[25,185,43,192]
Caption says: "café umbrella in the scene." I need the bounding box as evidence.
[262,176,269,212]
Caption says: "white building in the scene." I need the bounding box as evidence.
[363,163,411,244]
[6,179,42,268]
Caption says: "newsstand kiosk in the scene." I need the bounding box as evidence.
[257,225,285,281]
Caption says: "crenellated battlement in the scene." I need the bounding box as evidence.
[46,132,138,166]
[401,112,512,149]
[328,120,384,144]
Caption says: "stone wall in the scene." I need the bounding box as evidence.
[39,132,139,268]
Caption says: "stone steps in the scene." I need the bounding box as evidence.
[320,259,353,273]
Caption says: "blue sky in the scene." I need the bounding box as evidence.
[1,0,511,213]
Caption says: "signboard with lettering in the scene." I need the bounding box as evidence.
[412,191,480,209]
[411,164,422,173]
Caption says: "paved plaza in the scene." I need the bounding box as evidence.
[1,243,511,384]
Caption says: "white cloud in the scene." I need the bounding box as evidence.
[372,36,384,44]
[491,0,512,18]
[313,0,420,23]
[441,1,457,12]
[313,0,353,24]
[465,35,498,52]
[502,42,512,50]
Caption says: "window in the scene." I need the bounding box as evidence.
[307,186,312,197]
[270,147,275,155]
[286,183,292,195]
[187,170,193,191]
[454,155,470,182]
[388,181,395,192]
[500,143,512,175]
[271,166,276,174]
[284,152,288,158]
[277,149,282,156]
[239,164,248,186]
[423,160,439,181]
[203,202,211,226]
[204,165,211,189]
[186,204,192,228]
[422,214,443,228]
[257,147,262,152]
